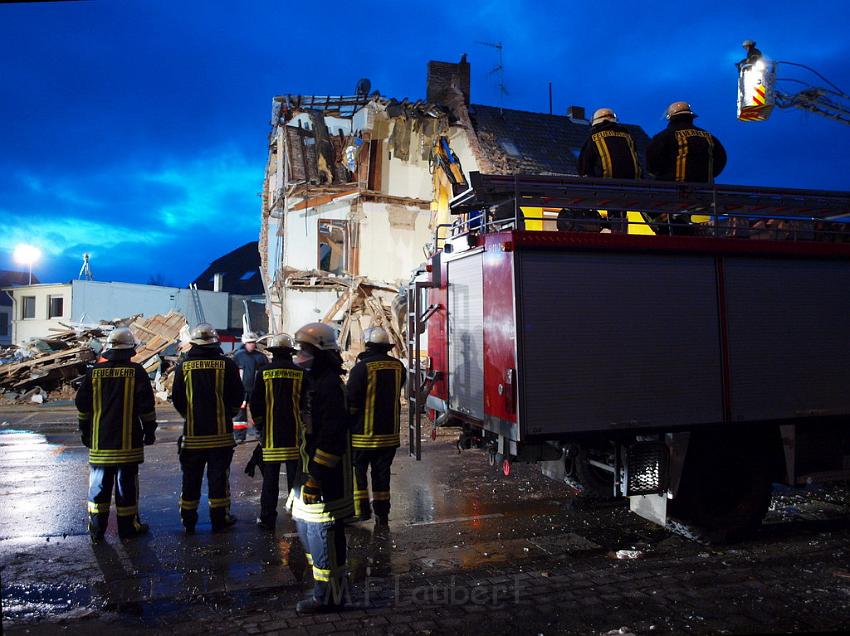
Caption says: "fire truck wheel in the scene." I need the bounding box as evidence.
[669,430,773,543]
[573,447,616,500]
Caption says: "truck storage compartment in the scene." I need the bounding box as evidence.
[514,249,724,436]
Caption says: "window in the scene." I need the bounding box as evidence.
[22,296,36,320]
[239,270,257,281]
[317,219,348,276]
[48,295,64,319]
[0,311,8,336]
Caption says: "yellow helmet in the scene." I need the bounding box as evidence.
[591,108,617,126]
[190,322,219,345]
[666,101,696,119]
[294,322,339,351]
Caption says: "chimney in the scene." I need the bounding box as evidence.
[426,54,471,106]
[567,105,587,123]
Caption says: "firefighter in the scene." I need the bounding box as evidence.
[250,333,306,530]
[233,331,268,443]
[172,323,244,534]
[347,326,405,525]
[75,327,157,542]
[646,102,728,234]
[577,108,642,233]
[646,102,727,184]
[287,322,354,613]
[737,39,763,70]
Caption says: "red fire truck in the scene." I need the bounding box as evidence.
[407,173,850,542]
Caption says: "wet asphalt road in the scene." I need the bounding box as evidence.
[2,403,850,635]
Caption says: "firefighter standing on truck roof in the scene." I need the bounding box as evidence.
[287,322,354,613]
[646,101,727,184]
[233,331,268,443]
[250,333,306,530]
[172,323,244,534]
[75,327,157,542]
[347,326,405,525]
[577,107,643,233]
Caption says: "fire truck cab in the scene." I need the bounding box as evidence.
[407,173,850,542]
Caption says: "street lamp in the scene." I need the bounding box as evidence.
[13,244,41,285]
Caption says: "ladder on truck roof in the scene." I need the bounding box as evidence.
[452,172,850,221]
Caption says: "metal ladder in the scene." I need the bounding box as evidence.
[406,277,438,460]
[189,284,206,324]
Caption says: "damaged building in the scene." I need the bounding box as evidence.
[259,55,650,344]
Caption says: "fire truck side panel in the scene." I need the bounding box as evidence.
[514,248,725,436]
[427,257,450,404]
[482,240,519,436]
[447,251,485,420]
[724,257,850,422]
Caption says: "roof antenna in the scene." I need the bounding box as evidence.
[476,40,508,113]
[78,252,94,281]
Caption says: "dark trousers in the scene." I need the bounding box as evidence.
[353,447,396,518]
[259,459,298,525]
[88,463,142,537]
[179,447,234,529]
[296,518,347,606]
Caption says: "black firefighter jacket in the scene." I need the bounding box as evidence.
[288,357,354,523]
[577,121,642,179]
[346,348,405,449]
[250,356,307,462]
[75,348,157,465]
[172,344,244,450]
[646,116,727,183]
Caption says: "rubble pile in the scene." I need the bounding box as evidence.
[0,311,188,404]
[317,276,406,367]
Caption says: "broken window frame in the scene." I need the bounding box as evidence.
[48,295,64,319]
[317,219,349,276]
[21,296,36,320]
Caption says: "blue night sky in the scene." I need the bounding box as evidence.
[1,0,848,285]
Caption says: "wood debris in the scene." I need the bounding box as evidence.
[0,311,188,404]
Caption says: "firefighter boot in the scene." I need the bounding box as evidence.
[212,514,238,533]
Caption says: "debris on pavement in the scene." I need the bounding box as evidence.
[614,549,644,560]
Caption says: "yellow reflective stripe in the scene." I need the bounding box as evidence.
[626,133,640,177]
[313,567,331,582]
[675,130,688,182]
[185,369,194,436]
[182,433,235,449]
[92,377,101,451]
[351,433,400,448]
[371,491,390,501]
[353,490,369,499]
[179,498,199,510]
[261,448,300,461]
[293,376,303,446]
[88,501,110,513]
[123,377,133,450]
[306,553,313,565]
[394,367,402,435]
[265,375,273,448]
[215,368,225,435]
[77,411,91,421]
[209,497,231,509]
[116,505,138,517]
[89,449,144,464]
[593,134,613,178]
[364,365,377,436]
[314,448,340,467]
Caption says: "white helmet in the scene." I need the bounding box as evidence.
[190,322,219,345]
[241,331,258,344]
[591,107,617,126]
[364,326,390,345]
[266,333,296,351]
[106,327,137,350]
[294,322,339,351]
